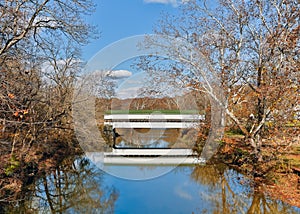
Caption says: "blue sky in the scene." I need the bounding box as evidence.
[83,0,181,61]
[81,0,186,98]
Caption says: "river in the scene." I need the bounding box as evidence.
[3,158,300,213]
[2,128,300,213]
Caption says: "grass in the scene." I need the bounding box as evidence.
[225,131,245,138]
[105,109,204,115]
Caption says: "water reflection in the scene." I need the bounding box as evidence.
[115,128,198,148]
[96,163,300,214]
[2,157,300,213]
[3,157,118,213]
[191,164,299,214]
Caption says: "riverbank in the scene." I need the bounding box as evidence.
[215,133,300,208]
[1,127,299,209]
[0,137,83,205]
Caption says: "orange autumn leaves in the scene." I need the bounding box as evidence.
[7,93,14,99]
[7,93,29,119]
[13,109,29,118]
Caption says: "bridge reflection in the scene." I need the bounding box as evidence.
[87,149,205,166]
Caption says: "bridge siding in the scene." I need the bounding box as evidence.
[104,114,205,120]
[103,156,205,165]
[104,121,201,128]
[104,148,195,156]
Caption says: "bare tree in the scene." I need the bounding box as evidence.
[0,0,96,141]
[0,0,95,55]
[138,0,299,161]
[0,0,97,200]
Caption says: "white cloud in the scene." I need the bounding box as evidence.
[41,59,81,85]
[106,70,132,79]
[42,59,80,73]
[144,0,189,7]
[174,186,193,200]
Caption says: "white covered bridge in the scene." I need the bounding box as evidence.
[101,113,206,164]
[104,114,205,129]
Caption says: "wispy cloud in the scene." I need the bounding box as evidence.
[144,0,189,7]
[174,185,193,200]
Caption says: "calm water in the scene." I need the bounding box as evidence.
[5,158,300,213]
[103,165,249,213]
[3,128,300,213]
[114,128,198,148]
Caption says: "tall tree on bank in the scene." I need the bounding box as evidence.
[0,0,96,169]
[139,0,299,161]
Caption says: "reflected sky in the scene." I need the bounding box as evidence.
[102,166,207,213]
[96,163,300,214]
[3,157,300,213]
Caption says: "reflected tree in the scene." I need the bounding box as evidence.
[245,185,299,214]
[191,165,299,214]
[3,156,118,214]
[114,128,199,149]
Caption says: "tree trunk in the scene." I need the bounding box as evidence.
[249,134,263,162]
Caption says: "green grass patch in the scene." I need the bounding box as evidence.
[225,131,245,138]
[105,109,204,115]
